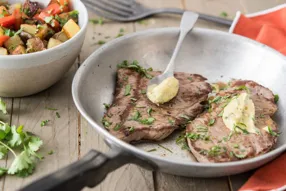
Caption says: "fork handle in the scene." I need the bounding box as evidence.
[150,8,232,26]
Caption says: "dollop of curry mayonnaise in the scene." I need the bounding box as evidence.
[223,92,258,134]
[147,77,179,105]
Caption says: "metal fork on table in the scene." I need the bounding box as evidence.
[81,0,232,26]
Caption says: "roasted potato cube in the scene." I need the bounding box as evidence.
[47,38,62,49]
[0,47,8,55]
[21,24,37,36]
[26,37,46,53]
[62,19,80,39]
[52,31,68,42]
[4,35,24,53]
[11,45,26,55]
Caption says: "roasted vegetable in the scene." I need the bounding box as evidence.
[0,0,79,55]
[0,47,8,55]
[52,31,68,42]
[35,24,55,40]
[26,37,45,53]
[55,10,78,27]
[22,0,39,17]
[20,24,37,36]
[19,31,33,43]
[11,45,26,54]
[4,34,23,53]
[47,38,62,49]
[62,19,80,38]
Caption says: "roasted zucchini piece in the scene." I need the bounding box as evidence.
[11,45,26,55]
[26,37,46,53]
[47,38,62,49]
[62,19,80,39]
[0,47,8,55]
[20,24,37,36]
[4,35,24,53]
[52,31,68,42]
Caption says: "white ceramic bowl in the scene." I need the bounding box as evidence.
[0,0,88,97]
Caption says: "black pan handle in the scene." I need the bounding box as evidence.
[20,149,138,191]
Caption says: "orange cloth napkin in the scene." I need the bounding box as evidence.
[229,4,286,191]
[229,4,286,55]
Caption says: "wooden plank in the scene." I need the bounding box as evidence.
[1,62,79,190]
[136,0,229,190]
[79,11,154,191]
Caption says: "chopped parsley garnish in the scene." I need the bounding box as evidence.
[40,120,50,127]
[45,107,58,111]
[147,148,157,152]
[210,96,222,103]
[102,118,112,128]
[147,108,153,116]
[157,144,172,153]
[220,11,228,18]
[130,97,137,102]
[176,132,191,151]
[274,94,279,103]
[218,110,224,117]
[137,19,148,25]
[56,112,60,118]
[195,125,208,132]
[188,77,192,81]
[233,144,239,148]
[186,133,200,141]
[119,28,124,33]
[267,126,280,137]
[208,119,215,126]
[97,40,106,45]
[128,126,135,133]
[48,150,54,155]
[232,151,247,159]
[234,124,249,134]
[89,18,104,25]
[208,146,224,156]
[103,103,110,109]
[113,124,122,131]
[139,117,155,125]
[235,85,249,92]
[168,119,175,126]
[44,16,54,24]
[140,89,146,94]
[118,60,153,79]
[132,110,141,120]
[179,114,190,121]
[124,84,131,96]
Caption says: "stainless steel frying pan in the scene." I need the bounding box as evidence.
[21,28,286,191]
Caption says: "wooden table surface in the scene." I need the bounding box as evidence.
[0,0,284,190]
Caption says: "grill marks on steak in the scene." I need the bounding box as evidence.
[103,68,212,142]
[186,80,278,163]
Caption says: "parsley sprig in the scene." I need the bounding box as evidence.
[0,121,43,177]
[117,60,153,79]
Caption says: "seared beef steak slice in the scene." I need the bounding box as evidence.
[102,68,212,142]
[186,80,278,163]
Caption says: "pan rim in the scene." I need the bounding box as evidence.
[72,27,286,168]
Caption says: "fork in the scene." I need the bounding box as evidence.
[81,0,232,26]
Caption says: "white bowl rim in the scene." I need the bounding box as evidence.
[0,0,88,63]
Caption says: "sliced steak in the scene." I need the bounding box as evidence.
[186,80,278,163]
[102,68,212,142]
